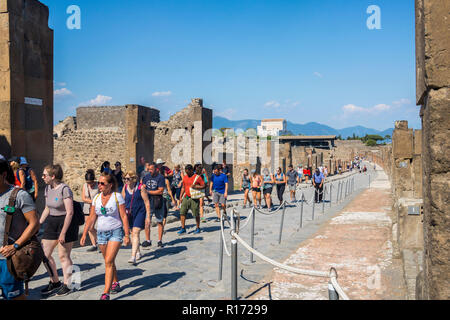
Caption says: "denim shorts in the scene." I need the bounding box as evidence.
[97,227,124,245]
[0,259,24,300]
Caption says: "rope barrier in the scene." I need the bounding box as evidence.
[237,207,255,231]
[231,231,350,300]
[253,200,288,216]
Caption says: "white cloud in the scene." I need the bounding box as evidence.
[54,81,67,87]
[152,91,172,97]
[342,103,391,115]
[313,72,323,78]
[54,88,72,97]
[392,98,411,106]
[264,100,281,109]
[80,95,113,106]
[216,108,237,120]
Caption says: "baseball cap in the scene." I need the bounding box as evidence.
[19,157,28,165]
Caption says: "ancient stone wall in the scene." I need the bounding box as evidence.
[54,105,156,200]
[415,0,450,300]
[152,98,212,169]
[0,0,54,211]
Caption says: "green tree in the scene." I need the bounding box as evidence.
[366,139,377,147]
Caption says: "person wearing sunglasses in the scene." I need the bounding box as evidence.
[40,164,78,297]
[80,173,130,300]
[121,171,150,265]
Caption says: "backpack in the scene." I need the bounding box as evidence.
[72,200,85,226]
[3,188,44,295]
[16,168,34,192]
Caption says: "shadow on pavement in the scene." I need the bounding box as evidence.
[116,272,187,299]
[164,237,203,246]
[77,268,146,292]
[139,245,188,263]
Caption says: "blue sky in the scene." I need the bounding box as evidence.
[43,0,420,130]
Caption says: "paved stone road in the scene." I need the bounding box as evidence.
[247,165,407,300]
[25,169,371,300]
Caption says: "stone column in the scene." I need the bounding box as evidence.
[415,0,450,300]
[0,0,53,211]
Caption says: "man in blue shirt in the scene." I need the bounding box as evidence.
[312,168,325,203]
[210,164,228,222]
[142,163,165,248]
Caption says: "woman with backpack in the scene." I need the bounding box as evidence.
[39,164,78,297]
[0,160,40,300]
[274,167,287,205]
[262,168,274,211]
[171,165,183,211]
[80,172,130,300]
[121,171,149,266]
[16,157,38,201]
[81,169,100,252]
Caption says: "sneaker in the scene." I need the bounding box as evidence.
[157,241,164,248]
[136,252,142,261]
[215,217,220,223]
[56,284,72,296]
[100,293,110,300]
[242,204,247,209]
[201,217,207,223]
[193,228,201,234]
[41,281,62,295]
[111,282,121,294]
[87,245,98,252]
[177,228,186,235]
[128,257,136,265]
[141,240,152,250]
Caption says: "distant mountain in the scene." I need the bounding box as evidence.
[213,116,393,139]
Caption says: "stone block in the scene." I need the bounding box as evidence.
[415,0,426,105]
[422,0,450,91]
[393,128,413,159]
[0,70,10,101]
[413,129,422,155]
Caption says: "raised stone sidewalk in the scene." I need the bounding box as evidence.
[247,166,407,300]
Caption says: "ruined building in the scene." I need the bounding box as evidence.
[0,0,53,189]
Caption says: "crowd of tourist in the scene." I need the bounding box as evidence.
[0,151,340,300]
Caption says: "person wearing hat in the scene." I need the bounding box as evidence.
[16,157,38,201]
[155,159,173,179]
[312,168,325,203]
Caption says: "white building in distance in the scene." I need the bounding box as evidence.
[257,119,288,137]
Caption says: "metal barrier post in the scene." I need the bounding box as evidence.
[329,184,333,208]
[218,217,224,281]
[328,281,339,300]
[231,210,238,300]
[322,186,326,213]
[312,195,315,220]
[300,193,304,228]
[337,181,341,203]
[278,203,286,244]
[250,207,255,263]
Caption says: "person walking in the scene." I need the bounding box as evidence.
[142,163,166,247]
[121,171,150,265]
[16,157,38,201]
[162,173,176,232]
[80,173,130,300]
[178,165,205,234]
[210,164,228,222]
[171,165,183,210]
[261,168,274,210]
[286,165,299,202]
[0,160,40,300]
[194,164,207,223]
[40,164,79,297]
[250,170,262,209]
[113,162,124,193]
[81,169,100,253]
[297,165,303,183]
[240,169,252,209]
[274,167,286,205]
[201,168,211,203]
[8,157,21,187]
[100,161,112,175]
[312,168,325,203]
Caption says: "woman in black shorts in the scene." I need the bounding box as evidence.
[40,164,78,297]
